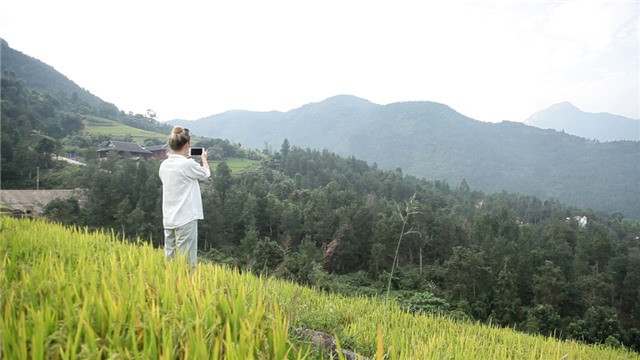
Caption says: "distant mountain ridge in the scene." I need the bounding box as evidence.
[171,95,640,219]
[3,37,637,219]
[525,102,640,141]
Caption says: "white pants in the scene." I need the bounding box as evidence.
[164,220,198,265]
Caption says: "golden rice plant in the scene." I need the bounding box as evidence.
[1,218,309,359]
[1,217,638,359]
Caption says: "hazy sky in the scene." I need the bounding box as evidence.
[1,1,638,122]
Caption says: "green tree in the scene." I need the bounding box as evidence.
[252,238,284,272]
[444,246,493,319]
[524,304,561,337]
[370,242,389,279]
[128,205,146,240]
[115,197,133,238]
[532,260,567,312]
[490,260,521,326]
[42,197,80,225]
[34,135,57,167]
[283,236,322,284]
[85,167,117,227]
[614,248,640,330]
[280,203,304,247]
[403,289,449,315]
[240,227,260,264]
[567,306,622,345]
[303,188,337,246]
[540,221,575,276]
[279,138,290,172]
[214,161,232,206]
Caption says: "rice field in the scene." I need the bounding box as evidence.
[2,217,638,359]
[84,116,167,144]
[209,158,262,173]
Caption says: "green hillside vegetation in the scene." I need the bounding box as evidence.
[176,95,640,219]
[1,39,171,135]
[0,44,256,189]
[0,46,173,188]
[0,39,104,109]
[2,217,638,359]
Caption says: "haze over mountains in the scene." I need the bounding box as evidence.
[171,95,640,219]
[526,101,640,142]
[1,38,637,219]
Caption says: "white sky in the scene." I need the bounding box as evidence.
[1,1,638,122]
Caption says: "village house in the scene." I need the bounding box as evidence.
[97,140,153,159]
[565,215,588,228]
[144,144,168,160]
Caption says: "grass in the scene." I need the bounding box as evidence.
[2,217,639,359]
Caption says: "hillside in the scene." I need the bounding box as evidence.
[83,116,168,144]
[2,217,638,359]
[1,40,256,190]
[172,95,640,219]
[0,38,104,108]
[526,102,640,142]
[0,38,171,135]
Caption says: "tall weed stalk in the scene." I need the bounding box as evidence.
[386,193,422,301]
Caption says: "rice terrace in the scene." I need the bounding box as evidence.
[1,217,637,359]
[3,2,640,358]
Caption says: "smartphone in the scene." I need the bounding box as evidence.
[189,147,203,156]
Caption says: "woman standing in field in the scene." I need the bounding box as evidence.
[159,126,210,265]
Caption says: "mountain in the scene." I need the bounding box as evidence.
[3,37,637,219]
[525,102,640,142]
[1,39,174,189]
[0,39,170,134]
[0,38,104,108]
[172,95,640,219]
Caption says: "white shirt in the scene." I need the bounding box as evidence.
[159,154,211,228]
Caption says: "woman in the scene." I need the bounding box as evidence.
[159,126,211,265]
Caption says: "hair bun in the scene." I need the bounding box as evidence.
[172,126,184,134]
[168,125,190,150]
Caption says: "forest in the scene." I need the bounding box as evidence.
[2,63,640,353]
